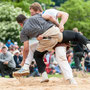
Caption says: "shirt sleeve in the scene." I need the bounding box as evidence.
[0,52,13,62]
[44,9,59,18]
[0,59,4,62]
[4,53,12,62]
[0,54,4,62]
[20,30,29,43]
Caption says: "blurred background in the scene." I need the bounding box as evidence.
[0,0,90,78]
[0,0,90,45]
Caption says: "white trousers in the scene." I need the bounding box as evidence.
[23,42,73,80]
[55,46,73,80]
[23,42,38,68]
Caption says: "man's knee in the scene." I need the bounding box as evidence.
[33,50,42,64]
[0,62,4,68]
[75,32,81,40]
[34,50,47,59]
[0,61,3,65]
[34,50,40,60]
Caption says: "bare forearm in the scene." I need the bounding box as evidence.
[23,48,29,61]
[0,59,4,62]
[49,16,59,27]
[60,13,69,25]
[22,40,29,62]
[42,14,59,27]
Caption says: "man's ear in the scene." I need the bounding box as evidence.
[19,23,23,27]
[37,10,41,13]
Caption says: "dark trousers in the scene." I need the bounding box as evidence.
[62,30,88,45]
[73,52,84,70]
[34,51,47,73]
[0,62,15,77]
[34,30,89,74]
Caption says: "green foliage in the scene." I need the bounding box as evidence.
[37,0,55,9]
[52,0,67,6]
[1,0,34,14]
[48,73,63,78]
[0,2,27,44]
[1,0,55,12]
[59,0,90,39]
[37,0,55,5]
[12,0,55,10]
[13,1,30,14]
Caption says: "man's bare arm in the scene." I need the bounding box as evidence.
[57,11,69,25]
[57,11,69,32]
[37,14,59,41]
[38,11,69,40]
[42,14,59,27]
[20,40,29,66]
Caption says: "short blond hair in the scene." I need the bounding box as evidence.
[73,27,78,32]
[30,2,43,12]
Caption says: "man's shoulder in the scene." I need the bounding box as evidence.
[86,57,89,59]
[46,8,56,11]
[21,21,29,34]
[30,14,42,20]
[0,53,2,56]
[23,18,33,30]
[23,19,30,27]
[27,15,38,20]
[44,9,59,17]
[7,51,12,56]
[45,9,59,13]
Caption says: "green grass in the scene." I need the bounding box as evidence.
[0,73,63,78]
[48,72,90,78]
[0,75,9,78]
[48,73,63,78]
[0,73,90,78]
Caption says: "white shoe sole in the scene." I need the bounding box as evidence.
[87,44,90,50]
[13,71,30,77]
[41,79,49,83]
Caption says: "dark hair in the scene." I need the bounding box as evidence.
[16,14,27,23]
[2,46,8,50]
[31,61,34,65]
[30,2,43,12]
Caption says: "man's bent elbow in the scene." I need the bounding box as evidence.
[24,48,29,53]
[65,13,69,18]
[48,15,53,20]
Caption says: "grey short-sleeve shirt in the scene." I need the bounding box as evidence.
[20,14,54,42]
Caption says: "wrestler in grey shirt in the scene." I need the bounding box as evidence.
[20,14,54,42]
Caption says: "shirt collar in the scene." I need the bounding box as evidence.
[23,19,27,25]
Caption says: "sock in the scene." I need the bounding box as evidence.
[42,71,48,80]
[22,63,29,70]
[22,55,32,70]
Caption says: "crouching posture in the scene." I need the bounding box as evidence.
[13,14,90,84]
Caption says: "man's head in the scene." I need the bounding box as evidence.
[7,40,11,44]
[88,52,90,57]
[16,14,27,27]
[73,28,78,32]
[2,46,8,54]
[30,2,43,16]
[14,50,20,56]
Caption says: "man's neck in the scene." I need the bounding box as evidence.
[23,19,27,24]
[3,53,6,55]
